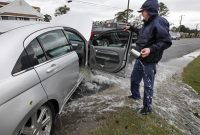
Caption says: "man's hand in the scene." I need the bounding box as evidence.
[124,26,130,31]
[141,48,150,58]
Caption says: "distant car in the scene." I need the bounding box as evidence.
[170,31,181,40]
[91,22,127,40]
[90,27,114,40]
[0,13,134,135]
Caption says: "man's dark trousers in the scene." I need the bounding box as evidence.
[131,59,156,108]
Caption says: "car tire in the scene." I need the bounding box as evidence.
[18,102,55,135]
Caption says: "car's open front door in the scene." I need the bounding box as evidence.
[89,30,133,77]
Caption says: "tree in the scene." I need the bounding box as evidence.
[179,25,190,33]
[115,9,134,23]
[55,5,70,16]
[171,26,177,32]
[159,2,169,17]
[131,15,143,28]
[114,2,169,27]
[44,14,52,22]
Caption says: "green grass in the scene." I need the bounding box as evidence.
[86,107,182,135]
[182,56,200,94]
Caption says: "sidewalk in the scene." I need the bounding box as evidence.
[154,49,200,135]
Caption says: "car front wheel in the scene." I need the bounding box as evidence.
[18,103,55,135]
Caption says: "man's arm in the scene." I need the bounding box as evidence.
[149,20,172,53]
[129,26,140,35]
[124,25,140,35]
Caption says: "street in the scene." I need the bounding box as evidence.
[162,38,200,62]
[53,38,200,135]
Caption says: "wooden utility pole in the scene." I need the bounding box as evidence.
[179,15,185,33]
[126,0,130,23]
[196,24,200,38]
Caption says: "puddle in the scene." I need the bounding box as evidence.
[53,49,200,135]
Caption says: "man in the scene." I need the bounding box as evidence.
[125,0,172,115]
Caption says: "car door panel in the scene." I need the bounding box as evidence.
[24,29,79,106]
[96,50,119,64]
[34,52,79,104]
[89,30,132,74]
[90,46,126,71]
[37,30,79,105]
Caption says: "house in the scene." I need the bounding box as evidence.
[197,32,200,38]
[0,0,43,21]
[180,32,189,38]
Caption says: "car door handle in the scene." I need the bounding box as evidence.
[46,64,58,73]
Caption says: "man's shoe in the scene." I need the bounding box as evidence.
[127,95,133,99]
[127,95,141,100]
[140,107,152,115]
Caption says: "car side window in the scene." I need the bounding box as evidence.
[26,39,46,66]
[12,39,47,74]
[63,30,85,47]
[63,30,85,64]
[38,30,72,59]
[12,50,32,74]
[92,31,129,48]
[64,31,83,42]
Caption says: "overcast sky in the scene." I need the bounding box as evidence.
[2,0,200,29]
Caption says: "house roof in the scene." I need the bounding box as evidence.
[0,0,43,18]
[0,1,40,10]
[0,2,9,5]
[0,12,40,18]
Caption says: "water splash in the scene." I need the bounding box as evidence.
[54,49,200,135]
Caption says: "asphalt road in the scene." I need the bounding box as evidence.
[161,38,200,62]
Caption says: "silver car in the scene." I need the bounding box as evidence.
[0,13,133,135]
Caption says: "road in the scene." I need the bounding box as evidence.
[161,38,200,62]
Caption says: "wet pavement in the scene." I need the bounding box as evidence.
[161,38,200,62]
[154,50,200,135]
[53,48,200,135]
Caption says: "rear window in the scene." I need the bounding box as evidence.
[103,23,117,28]
[12,50,32,74]
[12,39,46,74]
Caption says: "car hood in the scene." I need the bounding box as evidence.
[51,12,93,41]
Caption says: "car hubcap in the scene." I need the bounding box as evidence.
[18,106,52,135]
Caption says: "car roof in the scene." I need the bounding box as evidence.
[0,22,64,80]
[0,20,44,33]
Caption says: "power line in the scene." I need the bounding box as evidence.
[67,0,123,10]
